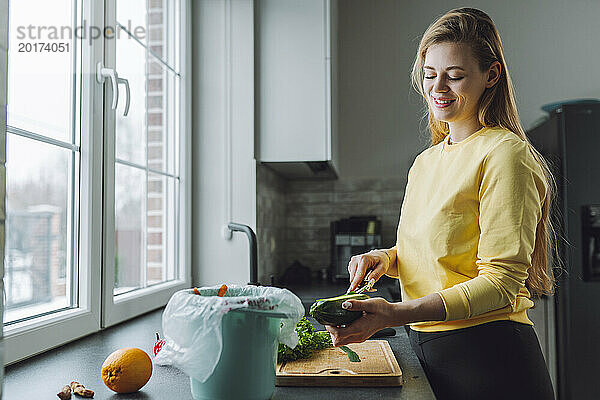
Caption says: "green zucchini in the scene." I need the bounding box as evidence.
[309,292,369,326]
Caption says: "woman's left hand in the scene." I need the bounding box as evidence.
[325,297,400,347]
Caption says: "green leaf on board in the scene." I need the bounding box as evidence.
[339,345,361,362]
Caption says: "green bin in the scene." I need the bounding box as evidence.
[190,308,286,400]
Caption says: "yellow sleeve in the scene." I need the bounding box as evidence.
[384,164,413,280]
[437,140,547,321]
[383,246,399,278]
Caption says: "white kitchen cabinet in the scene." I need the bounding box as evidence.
[256,0,338,179]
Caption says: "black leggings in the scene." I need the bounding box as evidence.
[408,320,555,400]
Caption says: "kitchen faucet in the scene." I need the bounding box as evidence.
[227,222,259,285]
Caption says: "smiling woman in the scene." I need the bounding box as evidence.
[326,7,556,400]
[422,42,501,143]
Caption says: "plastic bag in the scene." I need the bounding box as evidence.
[154,285,304,383]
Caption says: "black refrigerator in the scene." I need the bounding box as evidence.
[528,102,600,400]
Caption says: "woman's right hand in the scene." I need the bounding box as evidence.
[347,250,391,293]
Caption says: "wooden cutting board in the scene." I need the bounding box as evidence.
[276,340,402,387]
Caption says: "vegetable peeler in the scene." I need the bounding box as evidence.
[349,278,376,294]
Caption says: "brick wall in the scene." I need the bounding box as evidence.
[146,0,165,284]
[257,164,405,281]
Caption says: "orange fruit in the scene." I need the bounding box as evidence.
[101,347,153,393]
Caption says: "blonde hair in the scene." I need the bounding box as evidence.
[410,7,557,297]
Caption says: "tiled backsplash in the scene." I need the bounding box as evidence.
[256,164,288,284]
[257,164,405,282]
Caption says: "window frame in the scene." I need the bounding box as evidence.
[3,0,192,363]
[100,0,191,328]
[3,0,103,364]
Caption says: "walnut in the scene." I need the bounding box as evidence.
[57,385,71,400]
[70,381,94,398]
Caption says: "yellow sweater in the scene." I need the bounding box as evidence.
[385,126,547,332]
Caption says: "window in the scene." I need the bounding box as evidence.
[102,0,189,327]
[6,0,81,325]
[4,0,190,363]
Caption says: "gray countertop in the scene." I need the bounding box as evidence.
[273,327,435,400]
[5,283,435,399]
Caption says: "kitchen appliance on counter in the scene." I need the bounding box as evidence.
[528,101,600,399]
[331,216,382,280]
